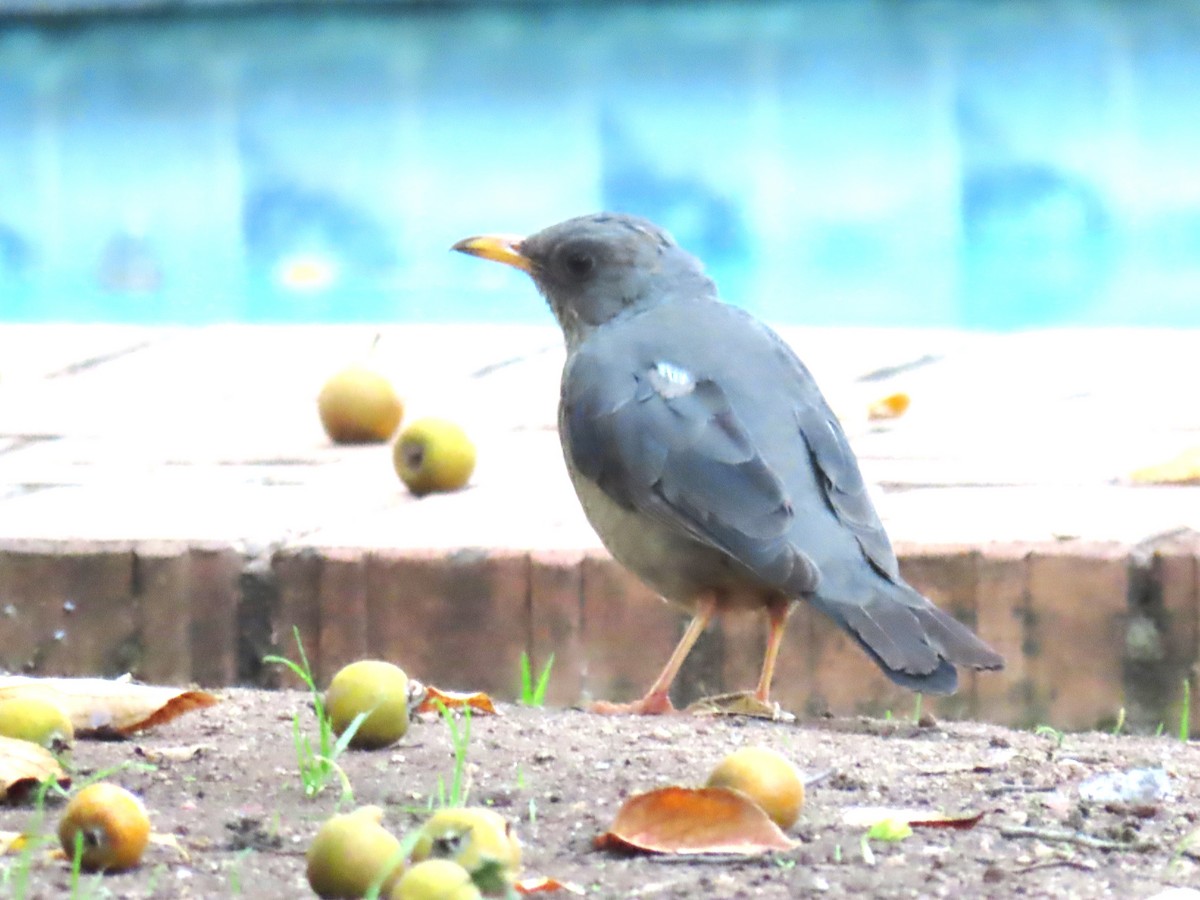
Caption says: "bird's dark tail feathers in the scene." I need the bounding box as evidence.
[810,578,1004,695]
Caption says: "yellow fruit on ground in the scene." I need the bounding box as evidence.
[57,782,151,872]
[0,696,74,750]
[410,807,520,886]
[324,660,410,749]
[306,805,405,899]
[705,746,805,830]
[318,365,404,444]
[393,418,476,496]
[391,859,482,900]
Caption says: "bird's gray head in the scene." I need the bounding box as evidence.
[453,213,716,346]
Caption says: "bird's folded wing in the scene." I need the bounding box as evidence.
[793,403,901,581]
[563,347,819,593]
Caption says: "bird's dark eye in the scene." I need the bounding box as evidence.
[562,250,594,279]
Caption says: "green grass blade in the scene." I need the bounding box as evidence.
[331,710,371,757]
[532,653,555,706]
[519,652,534,704]
[1181,678,1192,742]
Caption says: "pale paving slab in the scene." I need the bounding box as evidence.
[0,324,1197,551]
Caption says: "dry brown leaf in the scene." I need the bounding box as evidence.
[868,392,911,421]
[0,734,69,800]
[841,806,984,830]
[686,692,794,721]
[521,880,579,895]
[1130,448,1200,485]
[595,786,797,856]
[0,676,218,737]
[414,685,498,716]
[149,832,191,862]
[134,744,215,764]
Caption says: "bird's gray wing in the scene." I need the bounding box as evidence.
[562,345,820,593]
[793,399,900,581]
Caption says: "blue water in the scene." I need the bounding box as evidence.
[2,2,1200,329]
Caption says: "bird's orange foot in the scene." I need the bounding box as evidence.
[588,691,676,715]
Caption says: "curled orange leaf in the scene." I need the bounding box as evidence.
[595,786,797,856]
[414,684,498,716]
[516,875,585,894]
[868,392,911,421]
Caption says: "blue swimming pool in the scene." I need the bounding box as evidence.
[2,1,1200,329]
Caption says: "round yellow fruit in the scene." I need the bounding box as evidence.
[324,660,410,750]
[0,696,74,750]
[318,365,404,444]
[57,782,151,872]
[410,807,520,886]
[391,859,482,900]
[705,746,805,830]
[393,418,476,496]
[306,805,405,899]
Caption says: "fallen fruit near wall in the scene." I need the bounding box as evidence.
[705,746,805,830]
[393,418,476,496]
[306,805,405,899]
[57,782,151,872]
[318,365,404,444]
[324,660,410,749]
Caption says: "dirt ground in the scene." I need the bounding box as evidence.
[3,688,1199,899]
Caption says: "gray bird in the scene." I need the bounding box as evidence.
[453,213,1003,714]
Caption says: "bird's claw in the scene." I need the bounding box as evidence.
[588,692,677,716]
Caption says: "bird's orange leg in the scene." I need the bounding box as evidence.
[590,595,717,715]
[754,600,793,704]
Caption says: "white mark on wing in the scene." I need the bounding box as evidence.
[649,360,695,399]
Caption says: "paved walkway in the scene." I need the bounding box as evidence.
[2,324,1197,549]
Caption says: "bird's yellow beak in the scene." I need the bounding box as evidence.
[451,234,533,274]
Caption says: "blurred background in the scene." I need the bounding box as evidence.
[1,0,1198,329]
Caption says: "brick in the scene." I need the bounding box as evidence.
[53,547,138,677]
[897,545,983,719]
[738,603,813,716]
[316,549,369,683]
[578,553,684,706]
[0,544,137,677]
[529,550,584,706]
[0,547,50,673]
[186,546,243,687]
[784,602,913,719]
[975,544,1037,727]
[364,549,529,697]
[1026,544,1130,730]
[1148,532,1200,736]
[134,544,192,684]
[673,612,731,704]
[713,607,769,702]
[237,555,280,686]
[271,549,324,688]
